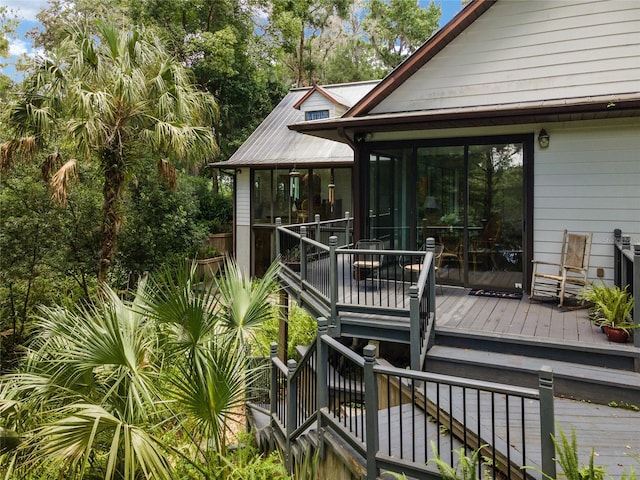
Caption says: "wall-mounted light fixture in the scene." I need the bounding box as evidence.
[538,129,550,149]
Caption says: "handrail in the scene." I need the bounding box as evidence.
[613,229,639,349]
[276,215,438,373]
[266,318,556,479]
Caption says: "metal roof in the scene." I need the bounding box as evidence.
[214,80,379,169]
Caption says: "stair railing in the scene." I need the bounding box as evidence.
[269,318,557,479]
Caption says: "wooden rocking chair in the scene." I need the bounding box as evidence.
[530,230,593,307]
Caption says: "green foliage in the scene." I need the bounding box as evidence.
[210,434,290,479]
[365,0,441,70]
[193,176,233,233]
[115,171,211,286]
[0,159,101,371]
[255,301,317,359]
[551,428,606,480]
[582,284,635,330]
[428,441,489,480]
[4,20,218,284]
[0,259,281,479]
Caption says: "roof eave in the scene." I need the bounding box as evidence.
[289,95,640,142]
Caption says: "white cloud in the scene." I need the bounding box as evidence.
[4,0,50,22]
[8,38,29,57]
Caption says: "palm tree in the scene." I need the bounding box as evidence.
[0,259,279,479]
[0,20,218,285]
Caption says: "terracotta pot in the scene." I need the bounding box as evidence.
[603,326,629,343]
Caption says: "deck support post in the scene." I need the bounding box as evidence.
[409,285,420,371]
[329,236,339,330]
[345,211,351,246]
[275,217,282,258]
[613,229,622,287]
[363,345,379,480]
[315,214,321,243]
[300,226,307,289]
[316,318,329,459]
[269,343,278,433]
[286,358,298,473]
[621,235,631,291]
[278,290,289,362]
[633,244,640,352]
[426,237,437,345]
[538,366,556,480]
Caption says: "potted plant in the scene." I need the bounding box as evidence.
[579,283,614,327]
[585,284,636,343]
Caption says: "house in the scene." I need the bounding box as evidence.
[289,0,640,294]
[214,81,379,276]
[244,2,640,477]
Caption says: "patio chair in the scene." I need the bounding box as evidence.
[530,229,593,307]
[403,243,444,293]
[353,239,384,287]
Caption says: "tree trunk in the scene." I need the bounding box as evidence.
[98,152,126,285]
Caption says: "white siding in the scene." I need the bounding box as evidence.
[299,92,335,117]
[235,171,251,275]
[533,119,640,282]
[372,0,640,114]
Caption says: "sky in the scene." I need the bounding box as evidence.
[2,0,463,81]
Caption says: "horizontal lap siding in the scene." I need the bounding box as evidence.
[236,171,251,274]
[371,0,640,114]
[533,120,640,282]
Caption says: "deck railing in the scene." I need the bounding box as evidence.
[276,215,437,370]
[268,318,556,480]
[613,229,639,348]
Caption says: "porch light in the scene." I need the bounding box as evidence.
[538,129,550,148]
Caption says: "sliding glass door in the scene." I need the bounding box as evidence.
[367,139,525,291]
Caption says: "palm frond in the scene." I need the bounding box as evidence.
[215,258,280,347]
[50,158,77,205]
[0,137,38,173]
[41,151,63,181]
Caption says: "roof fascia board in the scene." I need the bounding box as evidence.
[290,96,640,138]
[345,0,497,118]
[293,85,349,110]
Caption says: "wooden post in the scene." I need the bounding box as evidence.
[315,214,321,243]
[300,226,307,287]
[633,244,640,351]
[269,342,278,430]
[316,318,329,459]
[409,285,420,371]
[363,344,379,480]
[539,366,556,480]
[613,229,622,287]
[275,217,282,259]
[329,236,338,330]
[286,358,297,473]
[622,235,631,290]
[426,237,437,348]
[278,290,289,362]
[345,211,351,246]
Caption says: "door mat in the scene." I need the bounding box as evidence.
[469,289,523,300]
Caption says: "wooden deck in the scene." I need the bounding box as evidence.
[437,285,611,347]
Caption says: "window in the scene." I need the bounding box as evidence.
[305,110,330,121]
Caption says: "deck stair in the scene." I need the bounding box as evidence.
[428,327,640,405]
